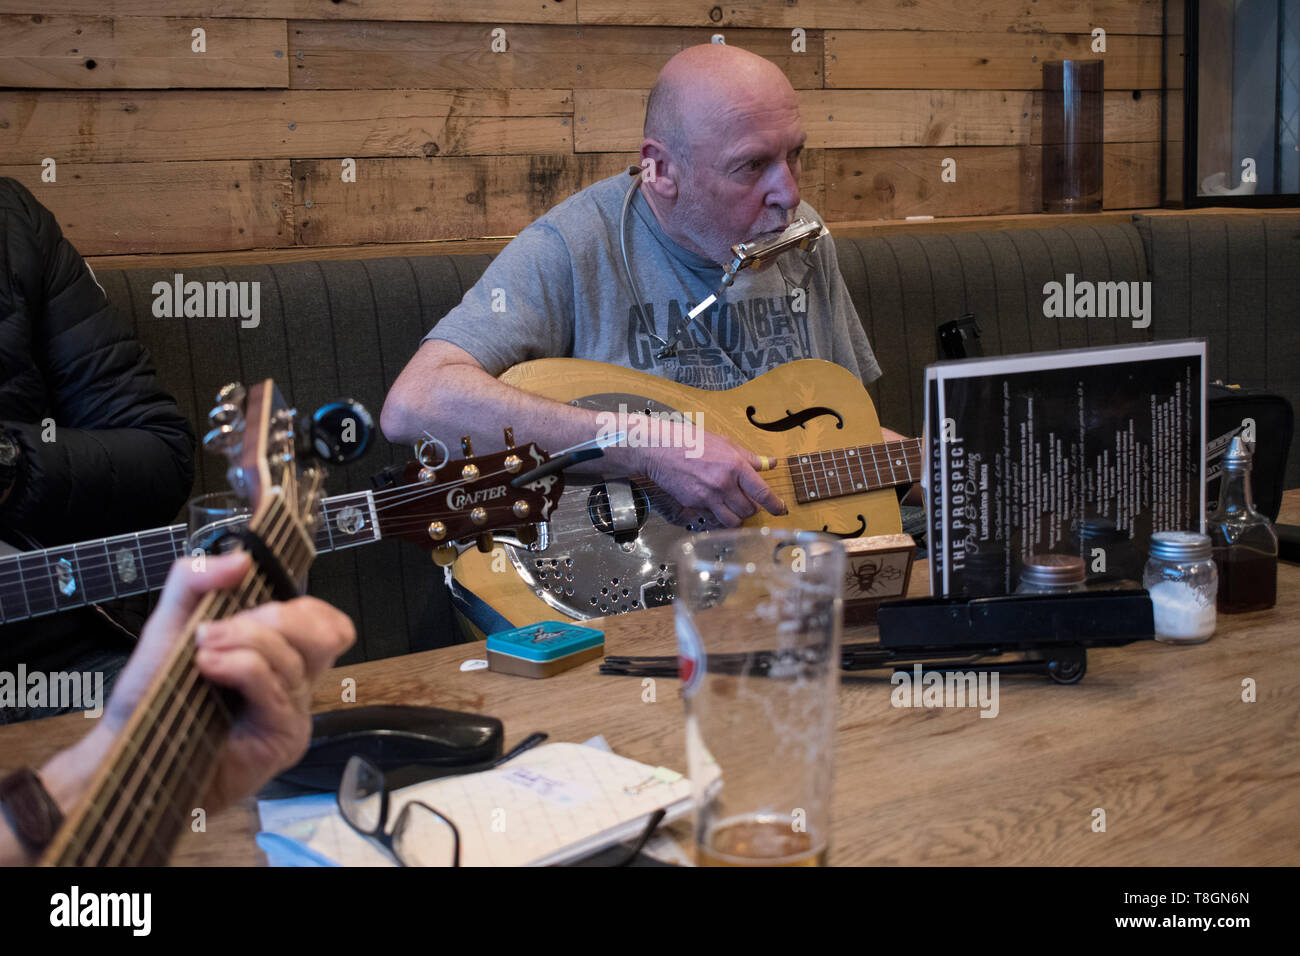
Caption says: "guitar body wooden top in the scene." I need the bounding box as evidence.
[454,358,904,631]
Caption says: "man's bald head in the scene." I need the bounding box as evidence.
[639,45,807,266]
[643,44,797,171]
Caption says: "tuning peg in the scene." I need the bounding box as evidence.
[216,383,246,406]
[208,401,243,428]
[504,427,515,448]
[202,422,243,456]
[476,533,495,553]
[461,435,474,457]
[431,546,457,566]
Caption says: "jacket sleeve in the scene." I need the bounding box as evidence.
[0,179,195,544]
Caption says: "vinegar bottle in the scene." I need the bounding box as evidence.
[1207,436,1278,613]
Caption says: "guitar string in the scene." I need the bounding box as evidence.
[124,503,311,864]
[1,441,923,616]
[75,559,274,865]
[70,503,299,865]
[81,512,299,866]
[108,504,305,864]
[104,571,277,864]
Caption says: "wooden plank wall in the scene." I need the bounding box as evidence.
[0,1,1180,256]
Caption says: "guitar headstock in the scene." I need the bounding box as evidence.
[379,431,564,561]
[203,380,323,584]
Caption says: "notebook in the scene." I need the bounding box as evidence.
[257,741,694,867]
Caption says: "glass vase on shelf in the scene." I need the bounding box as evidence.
[1207,436,1278,614]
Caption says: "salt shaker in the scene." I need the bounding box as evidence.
[1142,531,1218,645]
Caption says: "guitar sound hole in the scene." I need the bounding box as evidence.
[586,481,650,543]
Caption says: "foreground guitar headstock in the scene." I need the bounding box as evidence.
[203,381,324,586]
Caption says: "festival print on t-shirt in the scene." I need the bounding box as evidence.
[625,291,814,390]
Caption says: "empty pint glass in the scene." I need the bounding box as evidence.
[674,528,844,866]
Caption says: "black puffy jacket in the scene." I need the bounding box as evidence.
[0,177,195,669]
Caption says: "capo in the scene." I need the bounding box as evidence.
[206,527,301,602]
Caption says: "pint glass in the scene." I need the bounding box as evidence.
[674,528,844,866]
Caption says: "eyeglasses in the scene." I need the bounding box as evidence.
[337,754,462,867]
[337,734,670,867]
[337,731,548,867]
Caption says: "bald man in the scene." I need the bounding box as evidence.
[383,44,905,529]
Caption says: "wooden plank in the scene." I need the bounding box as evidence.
[1030,89,1163,144]
[0,90,573,164]
[0,15,287,88]
[291,154,632,246]
[288,21,823,89]
[823,142,1162,218]
[1167,0,1187,35]
[86,237,515,271]
[822,146,1040,220]
[1167,35,1185,89]
[576,89,1035,152]
[1165,139,1184,206]
[826,33,1161,90]
[799,147,825,222]
[0,2,577,23]
[83,207,1300,272]
[0,161,291,254]
[1102,141,1162,208]
[1167,89,1184,143]
[577,0,1163,34]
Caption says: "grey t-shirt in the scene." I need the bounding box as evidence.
[424,170,881,391]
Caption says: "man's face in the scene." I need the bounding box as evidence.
[673,96,806,265]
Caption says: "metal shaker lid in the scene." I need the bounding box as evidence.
[1222,434,1253,469]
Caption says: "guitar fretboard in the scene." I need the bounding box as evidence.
[43,493,318,866]
[0,490,378,625]
[789,438,923,504]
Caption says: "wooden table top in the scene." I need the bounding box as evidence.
[4,492,1299,866]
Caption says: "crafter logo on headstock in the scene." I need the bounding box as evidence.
[445,484,507,511]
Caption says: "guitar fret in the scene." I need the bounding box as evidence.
[845,448,866,492]
[94,539,117,602]
[883,442,899,486]
[826,450,845,498]
[813,452,830,499]
[0,555,31,622]
[142,530,180,592]
[320,499,338,553]
[19,551,57,617]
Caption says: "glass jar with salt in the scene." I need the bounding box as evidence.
[1142,532,1218,645]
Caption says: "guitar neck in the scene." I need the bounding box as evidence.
[787,437,923,504]
[41,497,316,866]
[0,491,379,627]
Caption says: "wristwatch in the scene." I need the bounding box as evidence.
[0,767,64,861]
[0,429,22,504]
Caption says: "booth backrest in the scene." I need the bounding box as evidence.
[93,212,1300,661]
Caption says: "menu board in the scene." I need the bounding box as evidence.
[924,340,1206,595]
